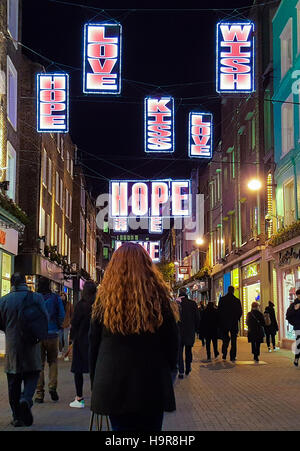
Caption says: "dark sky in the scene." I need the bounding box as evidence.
[22,0,254,196]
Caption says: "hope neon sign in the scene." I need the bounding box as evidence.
[37,73,69,133]
[83,23,122,94]
[189,112,213,158]
[115,241,160,262]
[216,22,255,93]
[110,179,191,219]
[145,97,174,153]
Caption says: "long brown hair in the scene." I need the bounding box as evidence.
[92,242,172,335]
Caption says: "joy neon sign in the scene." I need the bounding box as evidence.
[189,112,213,158]
[83,23,122,94]
[37,73,69,133]
[216,22,255,93]
[145,97,174,153]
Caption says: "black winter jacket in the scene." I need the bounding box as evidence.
[286,300,300,331]
[218,293,243,334]
[246,310,265,343]
[89,309,178,415]
[178,296,200,346]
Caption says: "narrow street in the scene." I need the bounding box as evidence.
[1,338,299,432]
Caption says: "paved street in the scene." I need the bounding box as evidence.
[0,337,299,431]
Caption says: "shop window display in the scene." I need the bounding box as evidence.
[283,268,300,340]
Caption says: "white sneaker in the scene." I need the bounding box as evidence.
[268,348,272,353]
[58,352,63,358]
[273,347,280,351]
[64,356,69,362]
[69,399,85,408]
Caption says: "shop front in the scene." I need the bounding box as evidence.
[271,238,300,348]
[241,259,261,333]
[0,228,19,296]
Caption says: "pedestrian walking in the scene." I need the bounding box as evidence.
[0,273,48,427]
[218,286,243,362]
[197,301,206,346]
[34,277,65,404]
[60,294,74,361]
[89,243,178,432]
[246,302,265,363]
[58,292,67,356]
[200,301,219,362]
[286,289,300,367]
[169,299,181,383]
[264,301,279,352]
[177,287,200,378]
[69,280,97,409]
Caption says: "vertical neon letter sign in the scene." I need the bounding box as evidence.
[37,73,69,133]
[189,112,213,158]
[145,97,174,153]
[83,23,122,94]
[216,22,255,93]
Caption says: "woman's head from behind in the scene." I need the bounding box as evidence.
[82,280,97,304]
[92,243,172,335]
[251,301,260,310]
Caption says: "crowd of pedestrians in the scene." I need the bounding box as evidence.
[0,243,298,432]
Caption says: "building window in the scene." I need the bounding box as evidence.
[55,172,59,204]
[81,184,85,209]
[39,207,46,237]
[69,194,72,222]
[46,214,51,246]
[70,159,74,178]
[66,150,70,172]
[7,56,17,130]
[42,148,47,187]
[65,189,69,219]
[280,18,293,79]
[58,227,62,254]
[281,94,294,156]
[60,179,63,209]
[6,141,16,201]
[103,247,109,259]
[54,223,58,246]
[68,237,71,263]
[48,158,52,194]
[7,0,19,45]
[283,178,296,226]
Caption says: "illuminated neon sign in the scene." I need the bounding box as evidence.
[145,97,174,153]
[110,179,191,219]
[37,73,69,133]
[149,217,163,234]
[113,218,128,233]
[115,241,160,262]
[83,23,122,94]
[216,22,255,93]
[189,112,213,158]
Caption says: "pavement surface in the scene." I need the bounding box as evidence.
[0,337,299,431]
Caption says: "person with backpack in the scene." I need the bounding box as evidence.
[264,301,279,352]
[0,273,48,427]
[34,277,65,404]
[286,289,300,367]
[246,302,265,363]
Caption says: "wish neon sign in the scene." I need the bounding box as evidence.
[216,22,255,93]
[37,73,69,133]
[145,97,174,153]
[189,112,213,158]
[83,23,122,94]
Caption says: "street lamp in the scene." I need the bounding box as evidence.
[195,237,204,246]
[247,179,262,191]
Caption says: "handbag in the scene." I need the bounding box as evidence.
[89,412,111,431]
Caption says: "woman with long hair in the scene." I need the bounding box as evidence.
[89,243,178,431]
[69,280,97,408]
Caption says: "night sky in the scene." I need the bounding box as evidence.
[22,0,253,196]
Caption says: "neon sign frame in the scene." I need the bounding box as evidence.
[216,22,255,94]
[83,23,122,95]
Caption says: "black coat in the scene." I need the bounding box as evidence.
[286,300,300,330]
[264,305,278,335]
[70,300,93,374]
[200,306,220,338]
[218,293,243,334]
[246,310,265,343]
[178,296,200,346]
[89,309,178,415]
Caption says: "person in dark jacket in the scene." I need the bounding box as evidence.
[197,301,206,346]
[35,277,65,403]
[218,286,243,362]
[177,287,200,378]
[286,289,300,366]
[264,301,279,352]
[200,301,220,362]
[246,301,265,362]
[69,280,97,408]
[0,273,48,427]
[89,243,178,432]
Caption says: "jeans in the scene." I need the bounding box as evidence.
[265,333,276,349]
[58,328,70,354]
[222,329,238,360]
[7,371,40,420]
[251,341,261,359]
[36,337,59,398]
[205,336,219,360]
[178,343,192,375]
[109,412,164,431]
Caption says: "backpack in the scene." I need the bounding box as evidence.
[18,291,48,345]
[264,312,271,327]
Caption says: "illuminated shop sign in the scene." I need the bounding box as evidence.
[37,73,69,133]
[216,22,255,93]
[189,112,213,158]
[83,23,122,94]
[145,97,174,153]
[115,240,160,262]
[110,179,191,219]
